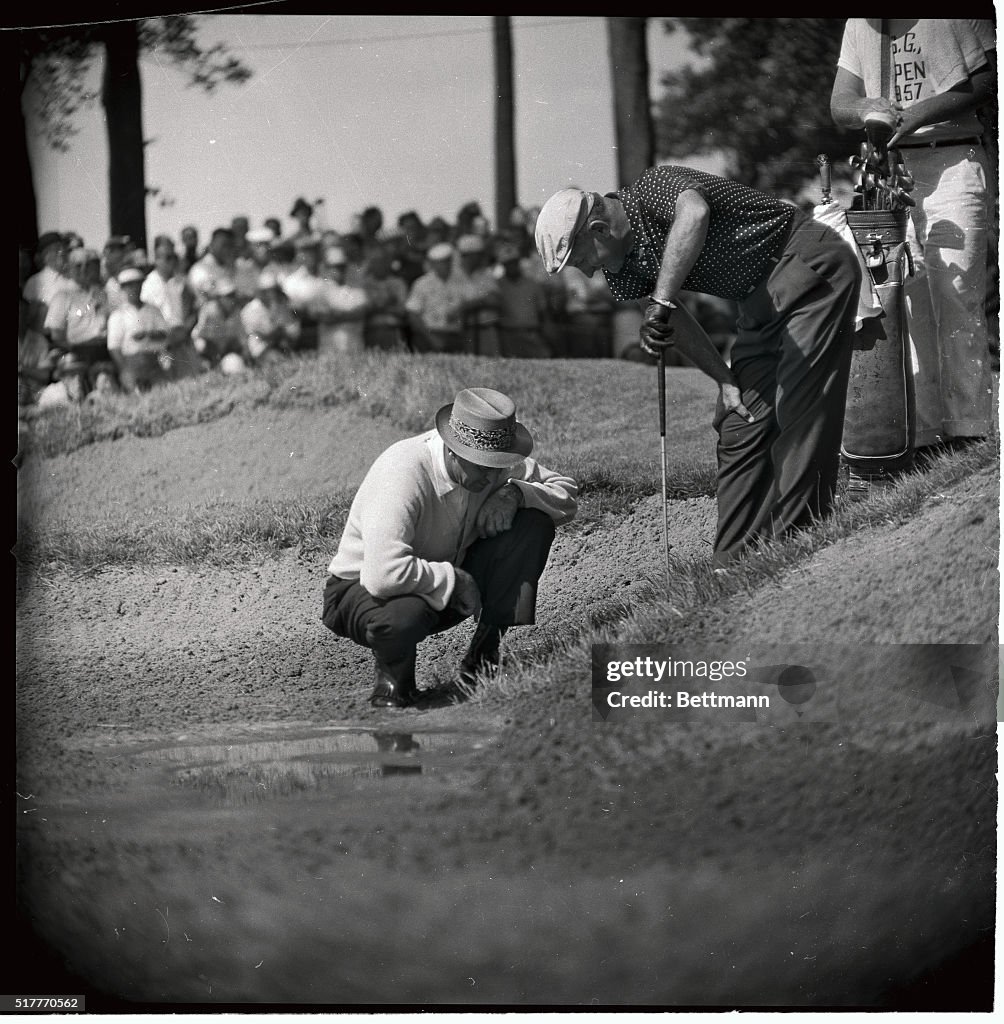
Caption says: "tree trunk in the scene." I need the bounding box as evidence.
[17,70,39,255]
[607,18,654,187]
[100,20,147,251]
[493,16,517,233]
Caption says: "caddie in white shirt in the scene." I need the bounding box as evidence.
[322,387,577,708]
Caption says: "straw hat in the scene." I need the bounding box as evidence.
[435,388,533,469]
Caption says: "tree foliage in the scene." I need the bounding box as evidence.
[20,17,252,153]
[653,18,859,199]
[19,29,99,152]
[19,16,251,249]
[138,17,252,94]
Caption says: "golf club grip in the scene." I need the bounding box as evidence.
[816,154,831,202]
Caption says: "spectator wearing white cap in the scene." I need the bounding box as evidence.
[405,243,466,353]
[107,267,172,393]
[453,234,502,356]
[192,279,247,370]
[317,246,370,355]
[187,227,237,310]
[234,225,269,305]
[44,247,116,399]
[240,271,300,365]
[247,227,287,285]
[142,236,204,380]
[281,235,327,352]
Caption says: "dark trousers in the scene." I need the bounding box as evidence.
[321,509,555,685]
[713,212,861,566]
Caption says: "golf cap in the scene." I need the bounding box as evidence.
[117,267,145,285]
[247,228,274,245]
[427,242,454,262]
[534,188,594,274]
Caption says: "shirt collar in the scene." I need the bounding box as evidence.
[609,187,661,277]
[427,431,459,497]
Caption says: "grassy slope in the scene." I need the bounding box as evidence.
[17,353,720,568]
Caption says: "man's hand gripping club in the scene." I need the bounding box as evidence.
[640,299,677,358]
[641,299,754,426]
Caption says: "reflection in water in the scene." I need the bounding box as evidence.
[375,732,421,754]
[150,728,491,808]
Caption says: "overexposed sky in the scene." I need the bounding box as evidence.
[25,15,716,247]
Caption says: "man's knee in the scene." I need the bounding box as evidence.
[363,595,439,649]
[515,507,556,542]
[504,508,556,564]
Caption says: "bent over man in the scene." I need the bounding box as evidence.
[536,167,862,566]
[321,387,577,708]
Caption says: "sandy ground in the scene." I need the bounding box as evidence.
[14,399,999,1010]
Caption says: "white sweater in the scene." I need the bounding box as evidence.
[328,430,577,610]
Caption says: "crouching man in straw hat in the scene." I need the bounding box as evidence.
[535,170,861,567]
[321,387,577,708]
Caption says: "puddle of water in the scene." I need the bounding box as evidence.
[111,727,496,809]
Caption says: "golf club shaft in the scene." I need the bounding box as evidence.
[658,350,670,580]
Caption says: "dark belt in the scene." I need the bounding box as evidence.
[897,137,982,149]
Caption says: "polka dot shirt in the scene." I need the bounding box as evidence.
[603,165,797,302]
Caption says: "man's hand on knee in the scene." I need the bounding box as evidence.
[476,482,522,538]
[450,568,482,617]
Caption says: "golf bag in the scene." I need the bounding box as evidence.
[840,209,915,477]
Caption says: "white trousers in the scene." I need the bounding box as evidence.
[902,143,994,443]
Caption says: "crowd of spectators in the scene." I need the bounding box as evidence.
[18,196,738,407]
